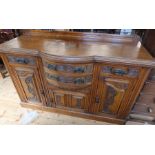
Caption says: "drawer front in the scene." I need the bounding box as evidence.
[45,72,92,90]
[132,103,155,117]
[142,81,155,94]
[7,55,35,65]
[43,60,93,74]
[137,94,155,105]
[101,65,140,79]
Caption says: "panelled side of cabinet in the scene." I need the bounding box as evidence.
[118,67,151,118]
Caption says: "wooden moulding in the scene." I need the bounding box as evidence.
[20,102,125,124]
[1,50,155,68]
[40,52,155,68]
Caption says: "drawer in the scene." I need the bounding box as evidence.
[100,65,140,79]
[137,94,155,105]
[148,69,155,81]
[132,103,155,117]
[45,72,93,90]
[142,81,155,94]
[43,60,93,74]
[7,55,35,65]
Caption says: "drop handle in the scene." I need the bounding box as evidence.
[95,96,100,104]
[147,107,153,113]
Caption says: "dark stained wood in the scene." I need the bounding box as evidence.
[0,30,154,124]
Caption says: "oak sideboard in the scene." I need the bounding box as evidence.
[0,30,155,124]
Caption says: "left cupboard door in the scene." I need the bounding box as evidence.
[10,66,45,105]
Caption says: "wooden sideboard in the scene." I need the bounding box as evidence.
[0,30,155,124]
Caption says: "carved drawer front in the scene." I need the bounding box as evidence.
[7,55,35,65]
[91,77,133,115]
[52,90,90,111]
[43,60,93,74]
[13,67,42,104]
[142,81,155,94]
[45,72,92,90]
[101,65,140,78]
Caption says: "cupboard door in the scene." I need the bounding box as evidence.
[52,90,90,111]
[92,77,133,115]
[12,67,43,104]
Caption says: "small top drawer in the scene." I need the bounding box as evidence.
[7,55,35,65]
[101,65,140,79]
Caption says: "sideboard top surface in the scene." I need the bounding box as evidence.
[0,31,154,66]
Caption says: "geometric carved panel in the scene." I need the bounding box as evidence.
[53,90,89,110]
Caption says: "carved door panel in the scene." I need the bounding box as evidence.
[11,67,43,104]
[93,77,133,115]
[52,90,90,111]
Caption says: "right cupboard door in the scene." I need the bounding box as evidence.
[96,77,133,115]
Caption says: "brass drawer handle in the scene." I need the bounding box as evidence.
[147,107,153,113]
